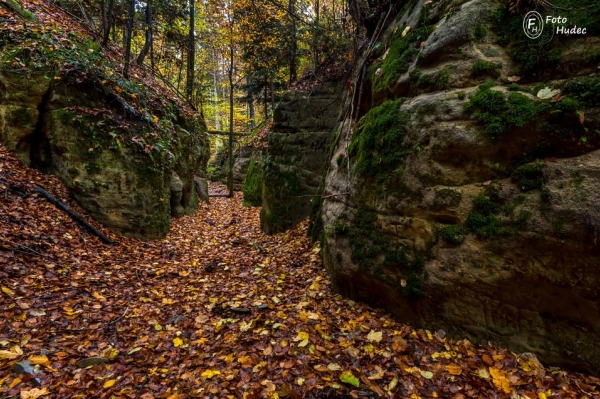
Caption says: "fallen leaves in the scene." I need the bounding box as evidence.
[1,145,600,399]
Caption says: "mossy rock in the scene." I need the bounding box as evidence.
[512,160,546,192]
[349,99,410,181]
[242,155,264,207]
[464,83,550,138]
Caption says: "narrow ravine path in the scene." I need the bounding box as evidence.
[1,145,599,399]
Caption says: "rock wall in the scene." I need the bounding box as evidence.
[320,0,600,373]
[0,21,208,239]
[260,84,342,234]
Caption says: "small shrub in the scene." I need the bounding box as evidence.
[441,224,466,245]
[471,60,500,78]
[512,160,545,192]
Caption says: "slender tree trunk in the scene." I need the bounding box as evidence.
[288,0,297,86]
[227,14,234,197]
[186,0,195,102]
[123,0,134,78]
[101,0,113,47]
[247,73,255,129]
[136,0,152,65]
[313,0,320,68]
[263,85,268,119]
[270,77,275,114]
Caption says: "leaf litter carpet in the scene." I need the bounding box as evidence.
[0,145,599,399]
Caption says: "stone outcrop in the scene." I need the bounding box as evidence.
[319,0,600,373]
[0,16,208,239]
[260,84,342,234]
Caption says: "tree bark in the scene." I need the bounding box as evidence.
[186,0,195,102]
[227,9,235,198]
[123,0,134,78]
[288,0,297,86]
[136,0,152,65]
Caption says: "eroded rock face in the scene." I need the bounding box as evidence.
[0,70,208,239]
[260,84,342,234]
[321,0,600,373]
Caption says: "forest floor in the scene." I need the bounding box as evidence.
[1,145,600,399]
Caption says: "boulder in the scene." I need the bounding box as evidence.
[260,84,342,234]
[194,176,209,204]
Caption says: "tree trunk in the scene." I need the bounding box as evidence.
[227,12,235,198]
[288,0,297,86]
[136,0,152,65]
[313,0,320,68]
[247,73,255,129]
[186,0,195,102]
[123,0,134,78]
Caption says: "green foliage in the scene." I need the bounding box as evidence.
[562,77,600,106]
[471,60,499,78]
[349,99,409,179]
[512,160,545,192]
[472,24,487,42]
[457,91,466,100]
[242,156,264,206]
[437,67,451,90]
[441,224,466,245]
[508,83,520,91]
[464,84,549,138]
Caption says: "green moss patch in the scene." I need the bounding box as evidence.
[348,99,409,180]
[464,83,549,138]
[471,60,500,79]
[511,160,545,192]
[330,208,426,299]
[370,25,433,93]
[242,155,264,207]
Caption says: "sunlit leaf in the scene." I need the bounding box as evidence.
[340,371,360,387]
[103,379,116,388]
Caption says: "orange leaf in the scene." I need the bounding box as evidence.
[444,363,463,375]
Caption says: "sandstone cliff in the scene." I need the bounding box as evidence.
[0,6,208,239]
[319,0,600,373]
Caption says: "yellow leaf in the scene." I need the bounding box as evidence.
[327,363,341,371]
[1,286,14,295]
[19,387,49,399]
[173,337,183,347]
[477,367,490,379]
[152,115,159,123]
[0,345,23,360]
[9,377,22,388]
[154,324,163,331]
[201,369,221,379]
[444,363,463,375]
[162,298,175,305]
[294,331,309,342]
[297,378,305,386]
[538,393,547,399]
[298,339,309,347]
[92,292,106,301]
[28,355,50,366]
[489,367,511,394]
[103,380,116,388]
[367,330,383,343]
[420,370,433,379]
